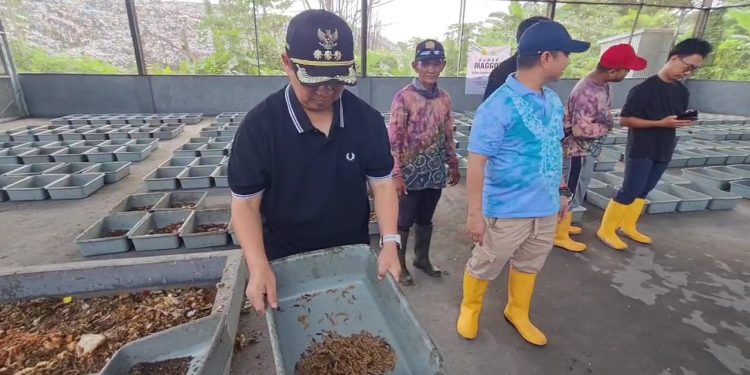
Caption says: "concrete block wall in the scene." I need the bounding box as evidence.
[16,74,750,118]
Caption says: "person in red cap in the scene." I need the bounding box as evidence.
[554,44,647,252]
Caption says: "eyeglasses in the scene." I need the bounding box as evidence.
[418,50,444,56]
[679,58,701,73]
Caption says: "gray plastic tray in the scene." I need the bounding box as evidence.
[593,157,617,172]
[98,161,131,183]
[51,146,95,163]
[267,245,444,375]
[3,174,67,201]
[154,126,180,140]
[133,138,160,149]
[586,186,616,210]
[144,167,186,191]
[129,210,194,251]
[211,136,235,143]
[55,162,102,174]
[0,147,34,165]
[174,143,207,158]
[75,212,148,256]
[715,147,750,164]
[46,173,105,199]
[83,127,113,141]
[179,166,217,189]
[18,147,66,164]
[199,142,229,157]
[593,172,623,187]
[693,149,728,166]
[107,127,137,139]
[153,191,208,211]
[716,165,750,178]
[729,179,750,198]
[610,171,691,185]
[181,208,231,249]
[654,184,711,212]
[0,164,24,176]
[54,140,86,148]
[195,156,226,166]
[6,162,67,176]
[673,149,708,167]
[0,175,25,201]
[61,127,94,141]
[10,130,40,142]
[80,140,111,147]
[681,183,741,210]
[644,189,682,214]
[683,167,744,190]
[111,192,169,214]
[115,144,153,162]
[587,178,608,189]
[161,156,199,168]
[190,137,213,144]
[36,129,68,142]
[107,139,136,147]
[571,205,586,223]
[211,165,228,188]
[87,145,125,163]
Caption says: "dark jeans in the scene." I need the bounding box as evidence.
[398,189,442,232]
[614,157,669,205]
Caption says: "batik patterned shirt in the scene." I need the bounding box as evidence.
[563,76,613,157]
[388,84,459,190]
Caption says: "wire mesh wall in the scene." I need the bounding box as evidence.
[0,0,747,80]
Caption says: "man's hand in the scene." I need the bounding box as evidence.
[377,242,401,280]
[394,177,408,197]
[246,262,278,316]
[448,165,461,186]
[466,212,486,246]
[559,195,571,223]
[660,115,693,128]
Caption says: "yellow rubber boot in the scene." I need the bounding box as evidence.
[569,224,583,235]
[456,271,490,340]
[504,268,547,346]
[554,212,587,252]
[596,199,628,250]
[619,198,652,244]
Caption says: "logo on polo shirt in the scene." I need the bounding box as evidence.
[346,152,356,162]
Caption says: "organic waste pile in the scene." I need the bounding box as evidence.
[128,356,193,375]
[147,222,183,235]
[195,223,228,233]
[0,287,215,374]
[294,331,396,375]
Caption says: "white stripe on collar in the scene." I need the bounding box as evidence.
[284,85,345,134]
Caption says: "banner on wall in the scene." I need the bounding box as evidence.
[464,46,512,95]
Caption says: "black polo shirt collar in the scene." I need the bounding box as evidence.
[284,85,345,134]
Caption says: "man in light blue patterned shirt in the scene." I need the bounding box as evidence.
[456,21,589,347]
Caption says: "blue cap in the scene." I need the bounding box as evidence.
[518,21,590,56]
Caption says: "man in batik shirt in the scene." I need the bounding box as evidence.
[554,44,647,252]
[389,39,461,286]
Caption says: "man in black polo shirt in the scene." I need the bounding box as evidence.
[482,16,549,101]
[597,38,712,250]
[228,10,401,314]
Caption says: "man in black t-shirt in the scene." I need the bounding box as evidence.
[228,10,401,315]
[597,38,713,251]
[482,16,549,101]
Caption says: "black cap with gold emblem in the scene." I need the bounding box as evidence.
[285,9,357,86]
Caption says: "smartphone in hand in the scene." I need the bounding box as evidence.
[676,109,699,121]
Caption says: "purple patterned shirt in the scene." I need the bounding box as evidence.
[563,76,613,157]
[388,84,459,190]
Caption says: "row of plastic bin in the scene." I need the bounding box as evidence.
[1,123,184,143]
[50,112,203,125]
[1,141,155,165]
[144,164,229,191]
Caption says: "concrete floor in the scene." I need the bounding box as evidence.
[2,118,749,375]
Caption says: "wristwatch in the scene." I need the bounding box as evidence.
[380,234,402,249]
[559,187,573,198]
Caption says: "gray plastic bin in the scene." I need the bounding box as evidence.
[46,173,105,199]
[0,165,24,176]
[173,143,207,157]
[681,183,741,210]
[110,193,169,214]
[189,137,213,144]
[129,210,194,251]
[593,172,623,187]
[586,186,617,210]
[211,165,228,187]
[715,165,750,179]
[570,205,587,223]
[729,179,750,198]
[55,162,101,174]
[0,175,25,201]
[75,212,147,257]
[160,156,198,168]
[3,174,67,201]
[178,166,217,189]
[693,149,728,166]
[644,189,681,214]
[0,147,34,165]
[51,146,95,163]
[715,147,750,164]
[144,167,186,191]
[99,161,131,183]
[200,142,229,157]
[674,149,708,167]
[154,126,180,140]
[36,129,69,142]
[18,147,66,164]
[115,144,153,162]
[654,184,711,212]
[683,167,744,190]
[107,127,137,139]
[86,145,124,163]
[181,208,231,249]
[153,191,208,211]
[266,245,444,375]
[133,138,159,150]
[194,156,225,166]
[593,156,617,172]
[83,127,113,141]
[6,162,67,176]
[61,127,94,141]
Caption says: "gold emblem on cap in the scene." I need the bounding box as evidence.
[425,41,435,49]
[318,29,339,50]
